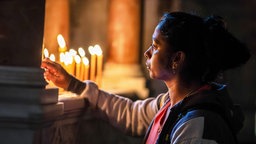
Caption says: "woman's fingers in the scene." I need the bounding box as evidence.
[41,58,72,89]
[44,70,56,81]
[42,59,57,71]
[42,59,64,76]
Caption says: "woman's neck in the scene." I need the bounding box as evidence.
[165,79,201,107]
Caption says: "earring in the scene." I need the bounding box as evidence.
[172,63,177,74]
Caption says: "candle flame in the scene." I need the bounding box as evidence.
[63,52,73,65]
[78,47,85,57]
[43,48,49,58]
[49,54,56,62]
[82,57,89,65]
[69,48,77,56]
[94,44,102,56]
[57,34,66,48]
[60,52,65,63]
[88,45,95,55]
[74,55,81,64]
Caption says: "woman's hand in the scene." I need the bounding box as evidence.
[41,58,72,90]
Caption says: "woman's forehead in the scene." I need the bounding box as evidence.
[152,27,166,44]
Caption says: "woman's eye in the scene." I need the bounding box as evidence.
[152,44,158,51]
[150,44,156,49]
[151,44,159,54]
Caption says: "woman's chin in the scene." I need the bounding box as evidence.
[149,73,156,79]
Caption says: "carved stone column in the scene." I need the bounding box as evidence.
[103,0,148,99]
[108,0,140,64]
[0,1,63,144]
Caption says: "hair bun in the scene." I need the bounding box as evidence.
[203,15,251,72]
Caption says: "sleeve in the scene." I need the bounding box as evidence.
[67,76,86,94]
[80,80,168,136]
[170,117,218,144]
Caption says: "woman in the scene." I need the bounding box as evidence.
[41,12,251,144]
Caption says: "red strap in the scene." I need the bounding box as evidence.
[146,101,171,144]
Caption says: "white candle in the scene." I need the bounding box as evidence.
[94,44,103,87]
[63,52,74,76]
[49,54,56,62]
[78,47,85,57]
[57,34,67,53]
[43,48,49,58]
[82,57,89,80]
[74,55,81,80]
[88,46,96,81]
[69,48,77,56]
[78,47,86,80]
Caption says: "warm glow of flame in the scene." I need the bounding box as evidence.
[60,52,65,63]
[94,44,102,56]
[69,48,77,56]
[49,54,55,62]
[63,52,73,65]
[43,48,49,58]
[57,34,66,48]
[82,57,89,65]
[78,47,85,57]
[88,45,95,55]
[74,55,81,64]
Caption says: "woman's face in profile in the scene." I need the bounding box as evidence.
[144,25,173,80]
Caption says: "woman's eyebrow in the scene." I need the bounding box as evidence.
[152,36,160,44]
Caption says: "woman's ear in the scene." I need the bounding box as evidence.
[171,51,186,73]
[172,51,185,64]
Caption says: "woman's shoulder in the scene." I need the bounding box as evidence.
[171,109,236,144]
[155,92,169,109]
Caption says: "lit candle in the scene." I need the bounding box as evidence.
[63,52,74,76]
[43,48,49,58]
[69,48,77,76]
[49,54,56,62]
[57,34,67,53]
[69,48,77,56]
[59,52,65,68]
[78,47,85,57]
[82,57,89,80]
[88,46,96,81]
[78,47,86,80]
[62,52,69,73]
[94,44,103,87]
[74,55,81,80]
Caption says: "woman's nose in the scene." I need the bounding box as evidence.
[144,48,151,58]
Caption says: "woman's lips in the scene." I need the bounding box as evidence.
[146,63,150,70]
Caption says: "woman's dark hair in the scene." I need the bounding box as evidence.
[158,12,251,83]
